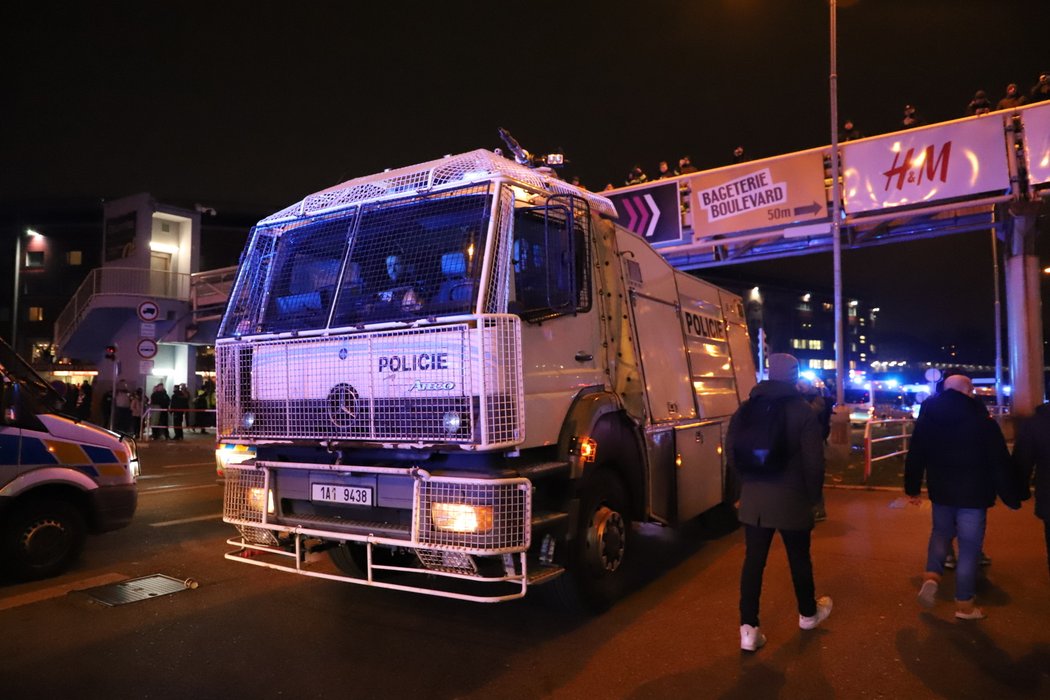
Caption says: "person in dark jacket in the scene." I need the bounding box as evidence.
[1013,402,1050,579]
[1029,73,1050,104]
[727,353,831,652]
[966,90,993,116]
[996,83,1026,110]
[905,374,1021,620]
[150,382,171,440]
[170,384,190,440]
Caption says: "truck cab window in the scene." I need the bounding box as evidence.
[261,220,350,333]
[511,202,588,321]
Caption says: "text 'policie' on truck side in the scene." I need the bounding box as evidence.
[216,137,756,609]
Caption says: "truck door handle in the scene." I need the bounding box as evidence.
[574,351,593,362]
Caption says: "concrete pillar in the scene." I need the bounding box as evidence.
[1004,201,1046,417]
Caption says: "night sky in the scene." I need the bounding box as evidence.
[5,1,1049,361]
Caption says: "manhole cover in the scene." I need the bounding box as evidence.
[80,574,195,606]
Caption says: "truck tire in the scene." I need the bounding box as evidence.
[2,499,86,581]
[329,542,411,579]
[551,468,632,612]
[328,542,368,578]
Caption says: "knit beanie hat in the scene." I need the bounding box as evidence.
[768,353,800,383]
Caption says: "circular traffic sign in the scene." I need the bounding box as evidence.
[924,368,942,383]
[137,338,158,359]
[137,300,160,322]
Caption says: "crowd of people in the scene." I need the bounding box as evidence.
[60,377,216,440]
[591,71,1050,192]
[726,353,1050,651]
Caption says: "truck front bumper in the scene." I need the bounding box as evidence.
[222,463,557,602]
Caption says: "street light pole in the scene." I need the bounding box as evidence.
[11,234,20,349]
[830,0,844,408]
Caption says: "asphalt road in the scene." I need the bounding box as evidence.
[2,437,1048,700]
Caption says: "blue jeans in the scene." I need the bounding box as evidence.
[925,504,987,602]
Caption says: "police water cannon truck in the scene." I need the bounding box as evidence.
[216,141,756,606]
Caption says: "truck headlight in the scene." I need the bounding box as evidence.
[441,411,463,434]
[216,443,257,477]
[430,502,493,533]
[248,487,275,514]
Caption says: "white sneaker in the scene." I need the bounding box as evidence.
[740,624,767,652]
[799,595,833,630]
[917,579,938,609]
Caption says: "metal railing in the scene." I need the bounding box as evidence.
[190,265,238,321]
[54,266,192,349]
[863,416,914,482]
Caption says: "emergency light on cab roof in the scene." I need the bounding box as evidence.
[217,135,756,607]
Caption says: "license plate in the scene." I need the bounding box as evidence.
[311,483,374,506]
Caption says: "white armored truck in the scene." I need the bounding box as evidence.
[217,149,756,606]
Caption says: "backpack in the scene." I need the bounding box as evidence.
[731,395,794,475]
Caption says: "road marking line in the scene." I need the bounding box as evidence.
[138,483,221,495]
[160,462,215,469]
[150,513,223,527]
[0,573,128,611]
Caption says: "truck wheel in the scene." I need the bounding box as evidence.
[2,500,86,581]
[328,542,368,578]
[553,469,632,612]
[329,542,411,579]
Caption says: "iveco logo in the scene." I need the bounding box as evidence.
[338,347,348,361]
[409,380,456,391]
[327,383,358,428]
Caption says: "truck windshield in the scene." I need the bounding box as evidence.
[0,338,65,414]
[220,186,492,336]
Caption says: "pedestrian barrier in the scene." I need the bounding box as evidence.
[140,407,217,441]
[863,417,914,483]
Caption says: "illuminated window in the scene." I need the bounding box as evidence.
[28,306,44,322]
[822,360,836,370]
[26,251,44,268]
[66,250,82,265]
[791,339,804,349]
[808,359,822,369]
[808,339,823,350]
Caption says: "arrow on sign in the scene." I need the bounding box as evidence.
[619,193,662,238]
[793,201,823,217]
